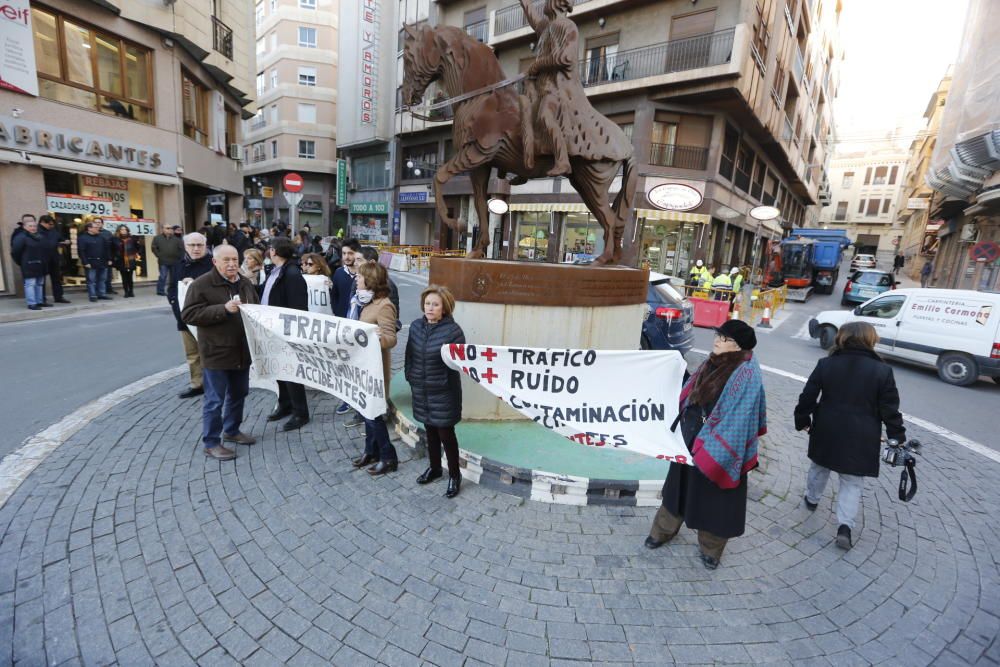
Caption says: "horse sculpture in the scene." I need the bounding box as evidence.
[401,18,636,265]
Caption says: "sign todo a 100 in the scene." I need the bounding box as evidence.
[46,193,114,217]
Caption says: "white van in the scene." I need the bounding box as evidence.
[808,288,1000,386]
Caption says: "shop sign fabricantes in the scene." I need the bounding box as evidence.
[646,183,703,212]
[0,115,177,175]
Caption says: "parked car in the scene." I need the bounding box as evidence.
[642,271,694,356]
[841,270,897,306]
[808,288,1000,386]
[851,253,877,270]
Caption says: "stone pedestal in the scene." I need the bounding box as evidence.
[429,258,648,420]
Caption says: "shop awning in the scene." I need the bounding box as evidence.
[0,150,180,186]
[509,202,709,223]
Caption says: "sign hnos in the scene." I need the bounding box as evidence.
[360,0,379,126]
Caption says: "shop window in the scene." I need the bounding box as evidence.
[31,7,154,124]
[182,70,210,146]
[561,212,605,262]
[298,140,316,159]
[515,212,549,262]
[353,154,390,189]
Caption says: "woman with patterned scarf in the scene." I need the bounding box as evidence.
[645,319,767,569]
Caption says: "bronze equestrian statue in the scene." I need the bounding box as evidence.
[400,0,636,265]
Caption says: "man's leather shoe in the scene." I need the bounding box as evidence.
[416,467,442,485]
[368,460,398,476]
[352,453,378,468]
[267,407,292,422]
[178,387,204,399]
[223,432,256,445]
[55,298,70,303]
[644,536,665,549]
[97,295,112,300]
[445,475,461,498]
[27,305,42,311]
[204,445,236,461]
[836,524,852,550]
[282,416,310,431]
[39,302,53,307]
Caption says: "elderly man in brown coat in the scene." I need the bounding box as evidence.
[181,245,260,460]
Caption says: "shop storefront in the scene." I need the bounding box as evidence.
[512,210,551,262]
[398,190,436,246]
[349,202,390,243]
[0,115,180,294]
[637,210,710,277]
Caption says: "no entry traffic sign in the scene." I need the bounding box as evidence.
[969,240,1000,263]
[283,173,304,193]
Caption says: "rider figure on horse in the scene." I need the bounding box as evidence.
[520,0,577,177]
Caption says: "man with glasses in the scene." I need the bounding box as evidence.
[168,232,213,398]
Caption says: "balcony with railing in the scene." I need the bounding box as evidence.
[249,116,267,132]
[578,28,735,89]
[465,20,489,43]
[493,0,589,37]
[648,143,709,170]
[212,16,233,59]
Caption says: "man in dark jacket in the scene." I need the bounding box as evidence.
[11,215,48,310]
[181,245,261,461]
[331,238,361,318]
[260,236,311,430]
[168,232,214,398]
[38,215,70,305]
[152,224,184,295]
[77,221,113,302]
[94,218,117,294]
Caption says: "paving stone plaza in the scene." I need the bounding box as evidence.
[1,343,998,666]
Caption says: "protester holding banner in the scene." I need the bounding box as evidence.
[168,233,213,399]
[301,253,331,277]
[332,239,362,416]
[350,262,400,475]
[181,245,261,461]
[112,225,141,298]
[646,320,766,570]
[406,286,466,498]
[260,237,311,431]
[359,247,401,326]
[794,322,906,550]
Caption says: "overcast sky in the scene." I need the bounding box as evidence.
[832,0,968,153]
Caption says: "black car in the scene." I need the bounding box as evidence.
[641,272,694,356]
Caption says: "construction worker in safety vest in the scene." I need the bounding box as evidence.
[698,265,715,291]
[730,266,744,294]
[711,268,733,300]
[688,259,706,287]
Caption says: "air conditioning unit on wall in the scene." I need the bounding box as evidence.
[960,223,979,243]
[228,144,242,160]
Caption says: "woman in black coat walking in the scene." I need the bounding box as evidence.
[405,285,466,498]
[794,321,906,550]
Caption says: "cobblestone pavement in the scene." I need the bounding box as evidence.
[1,356,999,666]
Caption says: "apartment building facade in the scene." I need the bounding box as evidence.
[0,0,253,296]
[379,0,841,276]
[923,0,1000,292]
[818,145,910,263]
[243,0,339,233]
[894,69,951,281]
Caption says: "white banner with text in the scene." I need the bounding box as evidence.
[303,274,333,314]
[241,305,386,419]
[442,344,690,463]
